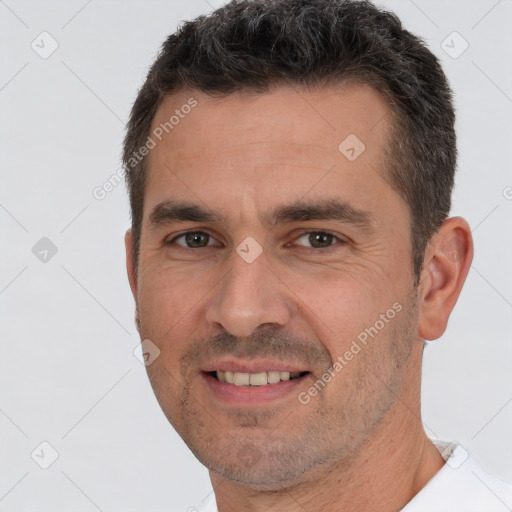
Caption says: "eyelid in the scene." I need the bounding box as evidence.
[168,230,222,247]
[290,230,348,248]
[167,229,348,249]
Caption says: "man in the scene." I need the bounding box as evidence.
[122,0,512,510]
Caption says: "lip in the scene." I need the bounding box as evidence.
[201,358,307,374]
[202,371,308,406]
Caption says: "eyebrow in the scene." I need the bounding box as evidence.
[148,198,375,232]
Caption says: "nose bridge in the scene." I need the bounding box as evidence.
[205,243,290,338]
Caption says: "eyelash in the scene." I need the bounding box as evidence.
[167,230,347,250]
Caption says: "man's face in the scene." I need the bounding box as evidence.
[128,84,422,488]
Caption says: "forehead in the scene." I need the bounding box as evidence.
[151,82,391,157]
[144,82,401,225]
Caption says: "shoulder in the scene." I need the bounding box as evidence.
[403,440,512,512]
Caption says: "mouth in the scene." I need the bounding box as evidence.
[200,363,311,406]
[209,370,309,386]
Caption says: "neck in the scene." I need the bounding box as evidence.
[210,342,445,512]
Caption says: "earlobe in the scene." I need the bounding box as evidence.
[418,217,474,341]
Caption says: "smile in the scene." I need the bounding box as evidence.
[213,370,308,386]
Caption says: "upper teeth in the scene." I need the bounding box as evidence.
[216,370,302,386]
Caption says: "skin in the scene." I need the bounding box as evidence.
[125,83,473,511]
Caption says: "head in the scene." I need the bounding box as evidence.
[123,0,472,490]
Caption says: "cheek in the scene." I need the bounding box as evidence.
[139,262,211,314]
[136,267,210,356]
[136,270,204,424]
[287,268,394,343]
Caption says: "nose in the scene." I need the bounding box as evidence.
[205,247,291,339]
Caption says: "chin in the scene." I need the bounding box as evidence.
[193,436,337,491]
[209,460,309,490]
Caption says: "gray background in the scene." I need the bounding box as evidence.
[1,0,511,510]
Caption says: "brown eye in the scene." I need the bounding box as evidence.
[294,231,342,249]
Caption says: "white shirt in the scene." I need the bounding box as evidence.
[194,440,512,511]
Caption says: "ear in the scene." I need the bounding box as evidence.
[125,229,140,331]
[418,217,473,341]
